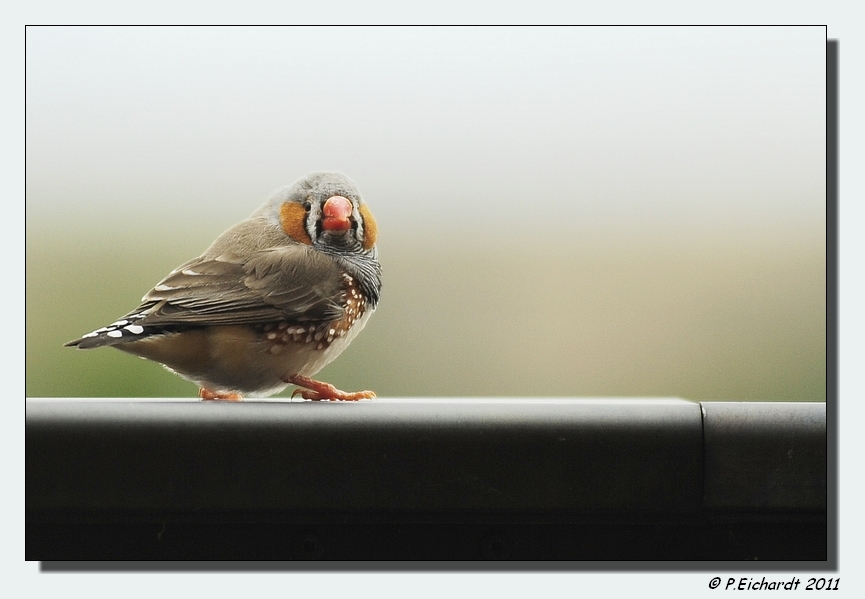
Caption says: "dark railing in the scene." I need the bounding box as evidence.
[26,398,826,563]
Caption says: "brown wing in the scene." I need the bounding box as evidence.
[131,244,346,327]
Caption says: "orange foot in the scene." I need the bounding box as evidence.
[199,388,243,401]
[284,374,376,401]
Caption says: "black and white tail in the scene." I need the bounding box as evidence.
[65,310,155,349]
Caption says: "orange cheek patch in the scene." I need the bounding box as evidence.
[280,202,312,245]
[359,204,377,250]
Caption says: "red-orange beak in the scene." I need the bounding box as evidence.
[321,195,353,232]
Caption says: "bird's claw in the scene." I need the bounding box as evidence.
[199,388,243,401]
[286,374,376,401]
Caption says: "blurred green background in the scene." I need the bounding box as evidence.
[25,26,826,400]
[27,223,825,400]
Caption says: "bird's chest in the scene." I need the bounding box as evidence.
[251,308,373,377]
[251,273,374,375]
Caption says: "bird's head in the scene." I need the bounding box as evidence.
[265,172,377,253]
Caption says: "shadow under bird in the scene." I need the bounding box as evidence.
[65,172,382,401]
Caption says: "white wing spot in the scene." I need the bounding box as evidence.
[154,284,176,291]
[124,325,144,334]
[107,330,123,338]
[82,332,98,338]
[181,268,201,276]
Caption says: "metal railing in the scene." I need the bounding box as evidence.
[26,398,826,563]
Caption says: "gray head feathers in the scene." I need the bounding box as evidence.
[253,172,364,222]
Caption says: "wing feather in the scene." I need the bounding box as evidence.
[128,244,345,327]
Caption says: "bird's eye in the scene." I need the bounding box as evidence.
[303,201,312,212]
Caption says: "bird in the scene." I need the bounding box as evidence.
[65,172,382,401]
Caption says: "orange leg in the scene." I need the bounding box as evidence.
[285,374,376,401]
[199,388,243,401]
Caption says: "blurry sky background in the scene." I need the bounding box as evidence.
[25,26,826,400]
